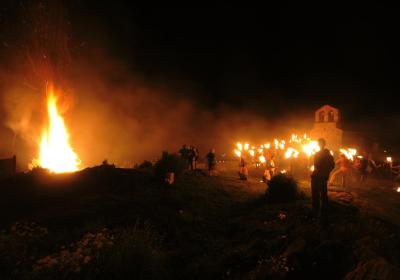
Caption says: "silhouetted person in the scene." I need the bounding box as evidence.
[187,146,195,170]
[238,156,248,180]
[193,147,199,170]
[311,138,335,223]
[206,149,217,176]
[179,145,189,169]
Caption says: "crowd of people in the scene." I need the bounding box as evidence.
[178,145,200,171]
[178,145,217,176]
[174,139,397,225]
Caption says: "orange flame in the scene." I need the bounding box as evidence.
[35,87,80,173]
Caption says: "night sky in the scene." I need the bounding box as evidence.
[1,2,399,145]
[70,3,399,117]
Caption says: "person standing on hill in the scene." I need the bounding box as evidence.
[239,156,248,180]
[187,146,195,170]
[206,149,217,176]
[311,138,335,223]
[193,147,199,170]
[179,144,189,168]
[329,153,351,188]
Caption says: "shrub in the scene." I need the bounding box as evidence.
[137,160,153,169]
[97,221,167,280]
[266,174,301,203]
[153,151,186,182]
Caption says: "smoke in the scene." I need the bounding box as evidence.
[1,49,313,170]
[0,1,313,170]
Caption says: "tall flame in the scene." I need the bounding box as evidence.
[37,88,80,173]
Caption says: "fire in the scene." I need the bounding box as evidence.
[302,141,320,157]
[386,157,392,163]
[285,147,299,159]
[259,155,266,163]
[234,149,241,158]
[397,187,400,193]
[339,148,357,161]
[35,87,80,173]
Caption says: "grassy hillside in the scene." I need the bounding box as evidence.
[0,166,399,279]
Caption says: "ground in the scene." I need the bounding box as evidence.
[0,165,399,279]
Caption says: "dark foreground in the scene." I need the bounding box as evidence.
[1,166,399,279]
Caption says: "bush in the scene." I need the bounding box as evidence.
[153,151,186,182]
[266,174,301,203]
[97,222,167,280]
[137,160,153,169]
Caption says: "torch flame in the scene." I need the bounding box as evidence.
[36,88,80,173]
[234,149,241,158]
[285,147,299,159]
[302,141,320,157]
[339,148,357,161]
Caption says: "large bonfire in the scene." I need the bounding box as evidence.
[32,85,80,173]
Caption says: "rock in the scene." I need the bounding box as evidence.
[344,257,399,280]
[164,172,175,185]
[283,237,306,258]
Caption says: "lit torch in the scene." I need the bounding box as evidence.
[234,149,241,158]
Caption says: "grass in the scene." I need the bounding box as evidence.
[0,165,399,279]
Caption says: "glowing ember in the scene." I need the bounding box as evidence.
[386,157,392,163]
[397,187,400,193]
[281,169,287,174]
[34,87,80,173]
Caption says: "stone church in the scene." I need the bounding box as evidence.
[309,105,343,151]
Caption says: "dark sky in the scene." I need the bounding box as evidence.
[2,2,400,143]
[67,3,399,114]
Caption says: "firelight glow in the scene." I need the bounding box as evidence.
[36,87,80,173]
